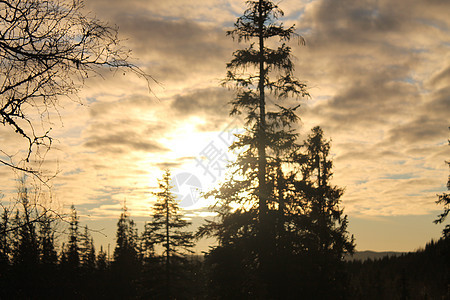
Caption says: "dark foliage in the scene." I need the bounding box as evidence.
[347,238,450,300]
[435,136,449,237]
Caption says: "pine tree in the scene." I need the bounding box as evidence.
[9,184,41,298]
[36,212,59,298]
[112,203,140,298]
[113,204,139,267]
[199,0,308,296]
[0,209,10,266]
[0,208,11,298]
[12,186,39,267]
[80,225,96,271]
[148,169,194,299]
[96,245,108,271]
[434,137,449,237]
[293,126,355,297]
[38,213,57,265]
[64,205,80,269]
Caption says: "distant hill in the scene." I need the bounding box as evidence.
[345,250,406,261]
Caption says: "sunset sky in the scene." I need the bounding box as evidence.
[1,0,449,253]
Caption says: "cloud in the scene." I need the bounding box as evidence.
[84,131,167,153]
[170,87,233,130]
[1,0,448,255]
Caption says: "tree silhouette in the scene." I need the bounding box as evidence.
[0,0,150,176]
[0,209,10,265]
[434,136,449,237]
[11,185,39,267]
[62,204,80,269]
[148,169,194,299]
[199,0,308,296]
[38,212,58,265]
[292,126,355,297]
[80,225,96,271]
[112,203,140,298]
[96,245,108,271]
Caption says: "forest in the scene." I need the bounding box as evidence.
[0,184,448,299]
[0,0,449,299]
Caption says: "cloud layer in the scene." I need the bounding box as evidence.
[0,0,448,251]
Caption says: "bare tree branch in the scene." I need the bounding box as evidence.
[0,0,154,180]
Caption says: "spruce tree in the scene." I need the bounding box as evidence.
[148,169,194,299]
[80,225,96,271]
[112,203,140,298]
[292,127,355,297]
[0,208,11,298]
[12,186,39,267]
[0,209,10,265]
[434,137,449,237]
[199,0,308,296]
[96,245,108,271]
[38,213,57,265]
[9,184,41,298]
[64,204,80,269]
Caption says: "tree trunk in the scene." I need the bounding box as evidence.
[165,195,170,298]
[257,0,269,295]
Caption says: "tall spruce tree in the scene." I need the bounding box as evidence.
[148,169,194,299]
[199,0,308,296]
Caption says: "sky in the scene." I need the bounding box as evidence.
[0,0,449,253]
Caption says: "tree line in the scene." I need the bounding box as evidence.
[0,170,198,299]
[0,124,354,299]
[0,165,448,299]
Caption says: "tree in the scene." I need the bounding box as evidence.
[61,204,80,269]
[0,0,149,175]
[292,126,355,297]
[199,0,308,296]
[434,136,449,238]
[9,183,42,298]
[79,225,96,271]
[0,208,12,300]
[96,245,108,271]
[38,212,58,265]
[11,185,39,267]
[0,208,11,266]
[148,169,194,299]
[112,203,140,298]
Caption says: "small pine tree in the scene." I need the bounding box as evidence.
[113,204,139,267]
[80,225,96,271]
[434,137,449,237]
[0,209,10,266]
[64,205,80,269]
[12,186,39,267]
[148,169,194,299]
[96,245,108,271]
[38,213,57,265]
[112,203,140,298]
